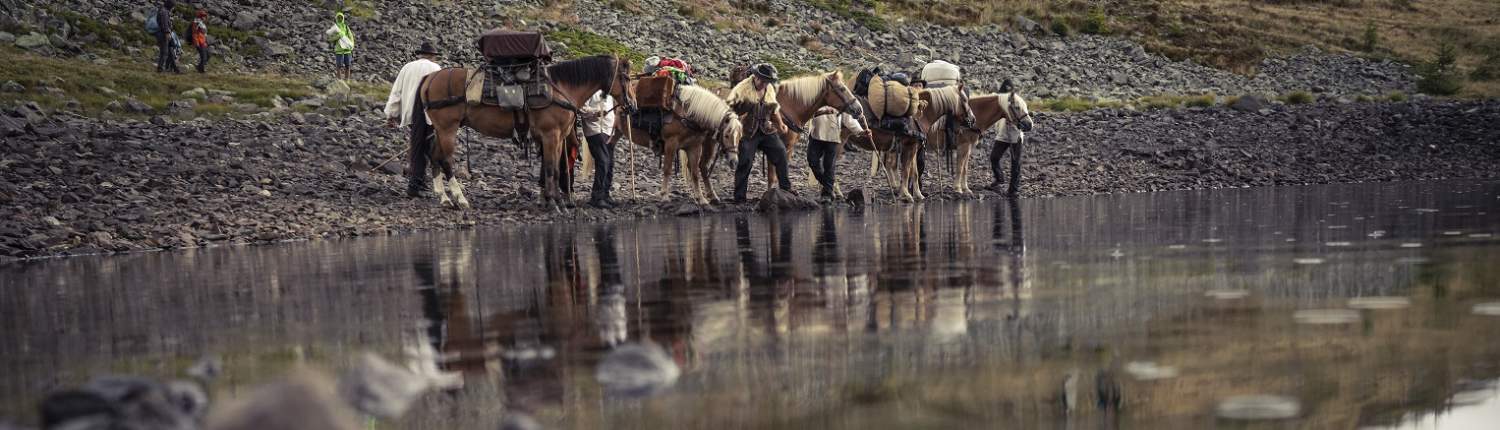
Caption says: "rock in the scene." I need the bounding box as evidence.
[294,98,325,109]
[311,77,335,90]
[756,188,818,212]
[338,353,432,419]
[595,342,680,397]
[325,79,351,96]
[124,99,153,114]
[167,99,196,114]
[672,203,703,216]
[15,32,49,50]
[0,32,13,44]
[846,188,871,206]
[181,88,207,99]
[149,115,168,126]
[1216,395,1300,420]
[232,12,260,31]
[39,376,197,430]
[208,369,361,430]
[1231,95,1268,112]
[1,81,21,93]
[1012,15,1043,34]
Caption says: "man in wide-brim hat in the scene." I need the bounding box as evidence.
[726,63,794,202]
[385,41,445,196]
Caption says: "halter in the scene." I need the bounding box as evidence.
[820,74,860,115]
[1005,92,1031,126]
[606,56,639,116]
[956,86,977,129]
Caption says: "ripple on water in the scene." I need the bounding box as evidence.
[595,342,681,397]
[1294,309,1361,325]
[1348,297,1411,310]
[1124,361,1179,381]
[1216,395,1301,420]
[1325,241,1353,247]
[1473,303,1500,316]
[1293,258,1325,265]
[1206,289,1250,300]
[1400,243,1424,248]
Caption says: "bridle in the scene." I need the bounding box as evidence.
[820,74,860,116]
[1005,92,1032,129]
[606,56,639,116]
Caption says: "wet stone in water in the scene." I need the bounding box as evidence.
[595,342,681,397]
[1347,297,1411,310]
[1205,289,1250,300]
[1293,309,1361,325]
[1216,395,1301,420]
[1124,361,1179,381]
[1473,302,1500,316]
[1293,258,1325,265]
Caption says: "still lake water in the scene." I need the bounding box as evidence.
[2,180,1499,429]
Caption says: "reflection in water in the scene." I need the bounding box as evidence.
[2,181,1500,429]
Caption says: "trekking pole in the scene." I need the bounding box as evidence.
[627,113,637,199]
[369,145,410,173]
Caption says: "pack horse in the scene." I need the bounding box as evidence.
[412,29,637,209]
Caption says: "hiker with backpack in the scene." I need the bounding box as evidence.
[190,9,209,73]
[325,12,356,80]
[149,0,180,74]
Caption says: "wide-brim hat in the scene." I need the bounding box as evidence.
[414,42,440,57]
[752,63,779,82]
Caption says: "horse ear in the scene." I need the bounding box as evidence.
[831,70,843,81]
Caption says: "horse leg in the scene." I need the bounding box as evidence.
[438,159,469,210]
[659,140,678,202]
[699,142,723,204]
[905,142,924,201]
[431,122,460,208]
[955,139,973,195]
[431,162,450,207]
[685,144,709,206]
[540,129,563,209]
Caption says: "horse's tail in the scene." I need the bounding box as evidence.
[409,74,434,183]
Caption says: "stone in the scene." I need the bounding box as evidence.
[294,98,325,109]
[208,370,361,430]
[15,32,50,50]
[181,88,207,99]
[124,99,153,114]
[149,115,168,126]
[1012,15,1043,34]
[325,79,351,96]
[0,32,14,44]
[232,12,260,31]
[756,188,818,212]
[595,342,680,397]
[1,81,22,92]
[338,353,432,419]
[1231,95,1268,112]
[167,99,196,113]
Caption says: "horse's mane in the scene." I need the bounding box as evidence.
[924,87,964,116]
[548,55,616,87]
[677,85,735,130]
[777,73,830,107]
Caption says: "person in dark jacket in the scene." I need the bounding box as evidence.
[725,63,792,203]
[156,0,180,74]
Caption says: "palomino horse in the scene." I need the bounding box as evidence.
[847,86,975,201]
[927,91,1033,196]
[613,84,744,205]
[413,55,637,209]
[729,68,862,193]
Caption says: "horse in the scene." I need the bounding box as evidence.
[927,91,1033,196]
[729,68,862,193]
[412,55,637,210]
[846,85,975,201]
[613,83,744,205]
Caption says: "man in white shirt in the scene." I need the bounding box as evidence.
[385,42,442,197]
[807,105,868,200]
[990,119,1024,192]
[580,91,617,208]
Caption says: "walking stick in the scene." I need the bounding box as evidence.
[369,145,409,173]
[627,113,637,199]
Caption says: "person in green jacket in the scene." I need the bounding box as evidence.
[325,12,355,80]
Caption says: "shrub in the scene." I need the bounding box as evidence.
[1362,21,1378,52]
[608,0,643,13]
[1416,41,1464,95]
[1139,95,1179,110]
[1050,21,1072,37]
[1081,7,1110,35]
[1386,92,1407,102]
[1281,91,1314,104]
[1186,94,1215,108]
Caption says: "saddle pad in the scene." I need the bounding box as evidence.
[637,76,676,111]
[465,69,485,106]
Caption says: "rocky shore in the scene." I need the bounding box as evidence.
[3,98,1497,260]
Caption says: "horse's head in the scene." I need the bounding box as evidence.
[610,55,639,115]
[720,115,744,157]
[821,71,861,118]
[1004,91,1034,132]
[956,83,977,128]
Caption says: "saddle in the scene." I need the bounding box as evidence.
[468,29,554,110]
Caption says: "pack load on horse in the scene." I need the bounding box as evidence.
[412,27,637,210]
[919,60,961,88]
[613,83,744,205]
[644,56,694,85]
[856,69,925,140]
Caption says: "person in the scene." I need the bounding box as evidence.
[726,63,792,203]
[807,106,866,200]
[991,118,1024,190]
[154,0,180,74]
[580,90,617,208]
[325,12,356,80]
[190,9,209,73]
[385,42,443,197]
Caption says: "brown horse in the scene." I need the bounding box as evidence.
[846,86,975,201]
[729,68,862,192]
[927,92,1033,196]
[613,83,744,205]
[414,55,636,209]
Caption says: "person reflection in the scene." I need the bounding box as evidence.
[735,214,799,337]
[593,225,628,348]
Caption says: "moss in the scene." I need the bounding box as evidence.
[1386,91,1408,102]
[1185,93,1216,107]
[1281,91,1315,104]
[545,28,647,66]
[806,0,889,32]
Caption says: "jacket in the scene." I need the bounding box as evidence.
[726,77,784,138]
[384,59,441,127]
[191,19,207,48]
[581,92,616,137]
[325,14,354,54]
[997,119,1024,143]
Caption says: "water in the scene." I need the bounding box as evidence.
[3,180,1499,429]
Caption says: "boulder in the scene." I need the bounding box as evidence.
[0,32,14,44]
[15,32,49,50]
[181,87,207,99]
[1012,15,1043,34]
[2,81,22,92]
[756,188,818,212]
[1230,95,1269,112]
[232,12,260,31]
[124,99,153,114]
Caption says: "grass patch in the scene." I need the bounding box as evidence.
[1139,95,1181,110]
[545,27,647,66]
[1416,41,1464,95]
[678,3,710,21]
[1185,93,1216,107]
[806,0,889,32]
[1280,91,1316,104]
[758,56,810,78]
[0,46,317,117]
[1040,97,1095,112]
[608,0,644,13]
[1050,20,1072,37]
[1386,91,1408,102]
